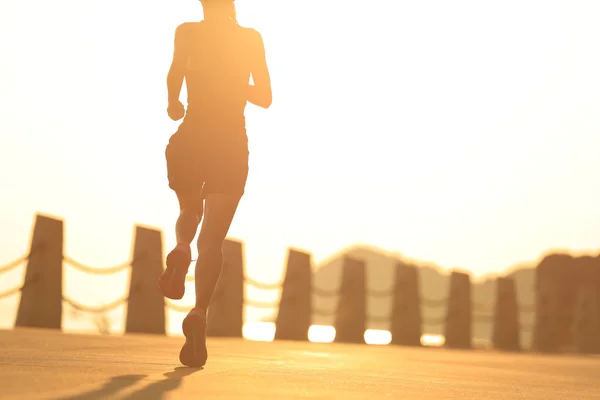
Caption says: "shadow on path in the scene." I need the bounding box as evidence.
[122,367,202,399]
[55,367,202,400]
[54,374,146,400]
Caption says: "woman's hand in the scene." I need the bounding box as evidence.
[167,100,185,121]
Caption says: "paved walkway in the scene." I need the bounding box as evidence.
[1,328,599,400]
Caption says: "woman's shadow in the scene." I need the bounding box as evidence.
[121,367,201,400]
[55,367,202,400]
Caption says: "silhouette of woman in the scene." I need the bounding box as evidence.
[159,0,272,367]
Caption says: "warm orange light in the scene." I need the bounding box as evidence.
[364,329,392,345]
[308,325,336,343]
[242,322,276,342]
[421,334,444,347]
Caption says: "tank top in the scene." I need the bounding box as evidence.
[183,20,254,138]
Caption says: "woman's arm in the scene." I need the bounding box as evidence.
[166,23,189,120]
[247,30,272,109]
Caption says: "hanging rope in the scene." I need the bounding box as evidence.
[367,288,394,298]
[421,297,447,307]
[313,287,339,297]
[0,284,25,299]
[0,254,28,275]
[63,256,132,275]
[472,302,493,313]
[63,294,129,313]
[423,316,446,326]
[473,314,494,323]
[245,278,282,290]
[0,275,39,299]
[368,314,390,323]
[245,299,279,308]
[312,308,336,317]
[185,274,283,290]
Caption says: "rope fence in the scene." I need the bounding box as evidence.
[0,238,520,324]
[0,254,28,275]
[4,214,596,353]
[63,256,132,275]
[0,215,549,352]
[420,294,535,330]
[0,247,536,328]
[0,261,534,327]
[61,253,138,317]
[0,276,39,300]
[0,244,137,318]
[63,293,130,314]
[0,250,41,300]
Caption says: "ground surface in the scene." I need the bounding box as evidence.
[1,328,599,400]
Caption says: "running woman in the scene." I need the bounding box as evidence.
[159,0,272,368]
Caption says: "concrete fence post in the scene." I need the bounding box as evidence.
[275,248,312,341]
[125,226,165,335]
[444,271,472,349]
[16,214,64,330]
[334,257,366,344]
[390,263,421,346]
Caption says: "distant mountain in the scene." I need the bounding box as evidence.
[311,245,537,347]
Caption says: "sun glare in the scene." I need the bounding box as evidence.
[364,329,392,345]
[242,322,276,342]
[308,325,336,343]
[421,334,445,347]
[241,323,446,347]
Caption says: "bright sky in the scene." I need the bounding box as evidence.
[1,0,600,336]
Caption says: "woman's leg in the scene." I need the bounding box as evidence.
[193,192,242,313]
[174,190,204,245]
[178,192,242,368]
[158,190,204,300]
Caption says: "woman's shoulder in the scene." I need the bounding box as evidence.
[235,25,263,42]
[174,21,203,37]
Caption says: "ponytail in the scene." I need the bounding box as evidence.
[227,3,237,24]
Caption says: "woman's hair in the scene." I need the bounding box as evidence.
[226,3,237,23]
[201,0,237,24]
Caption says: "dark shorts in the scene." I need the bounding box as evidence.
[165,120,249,198]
